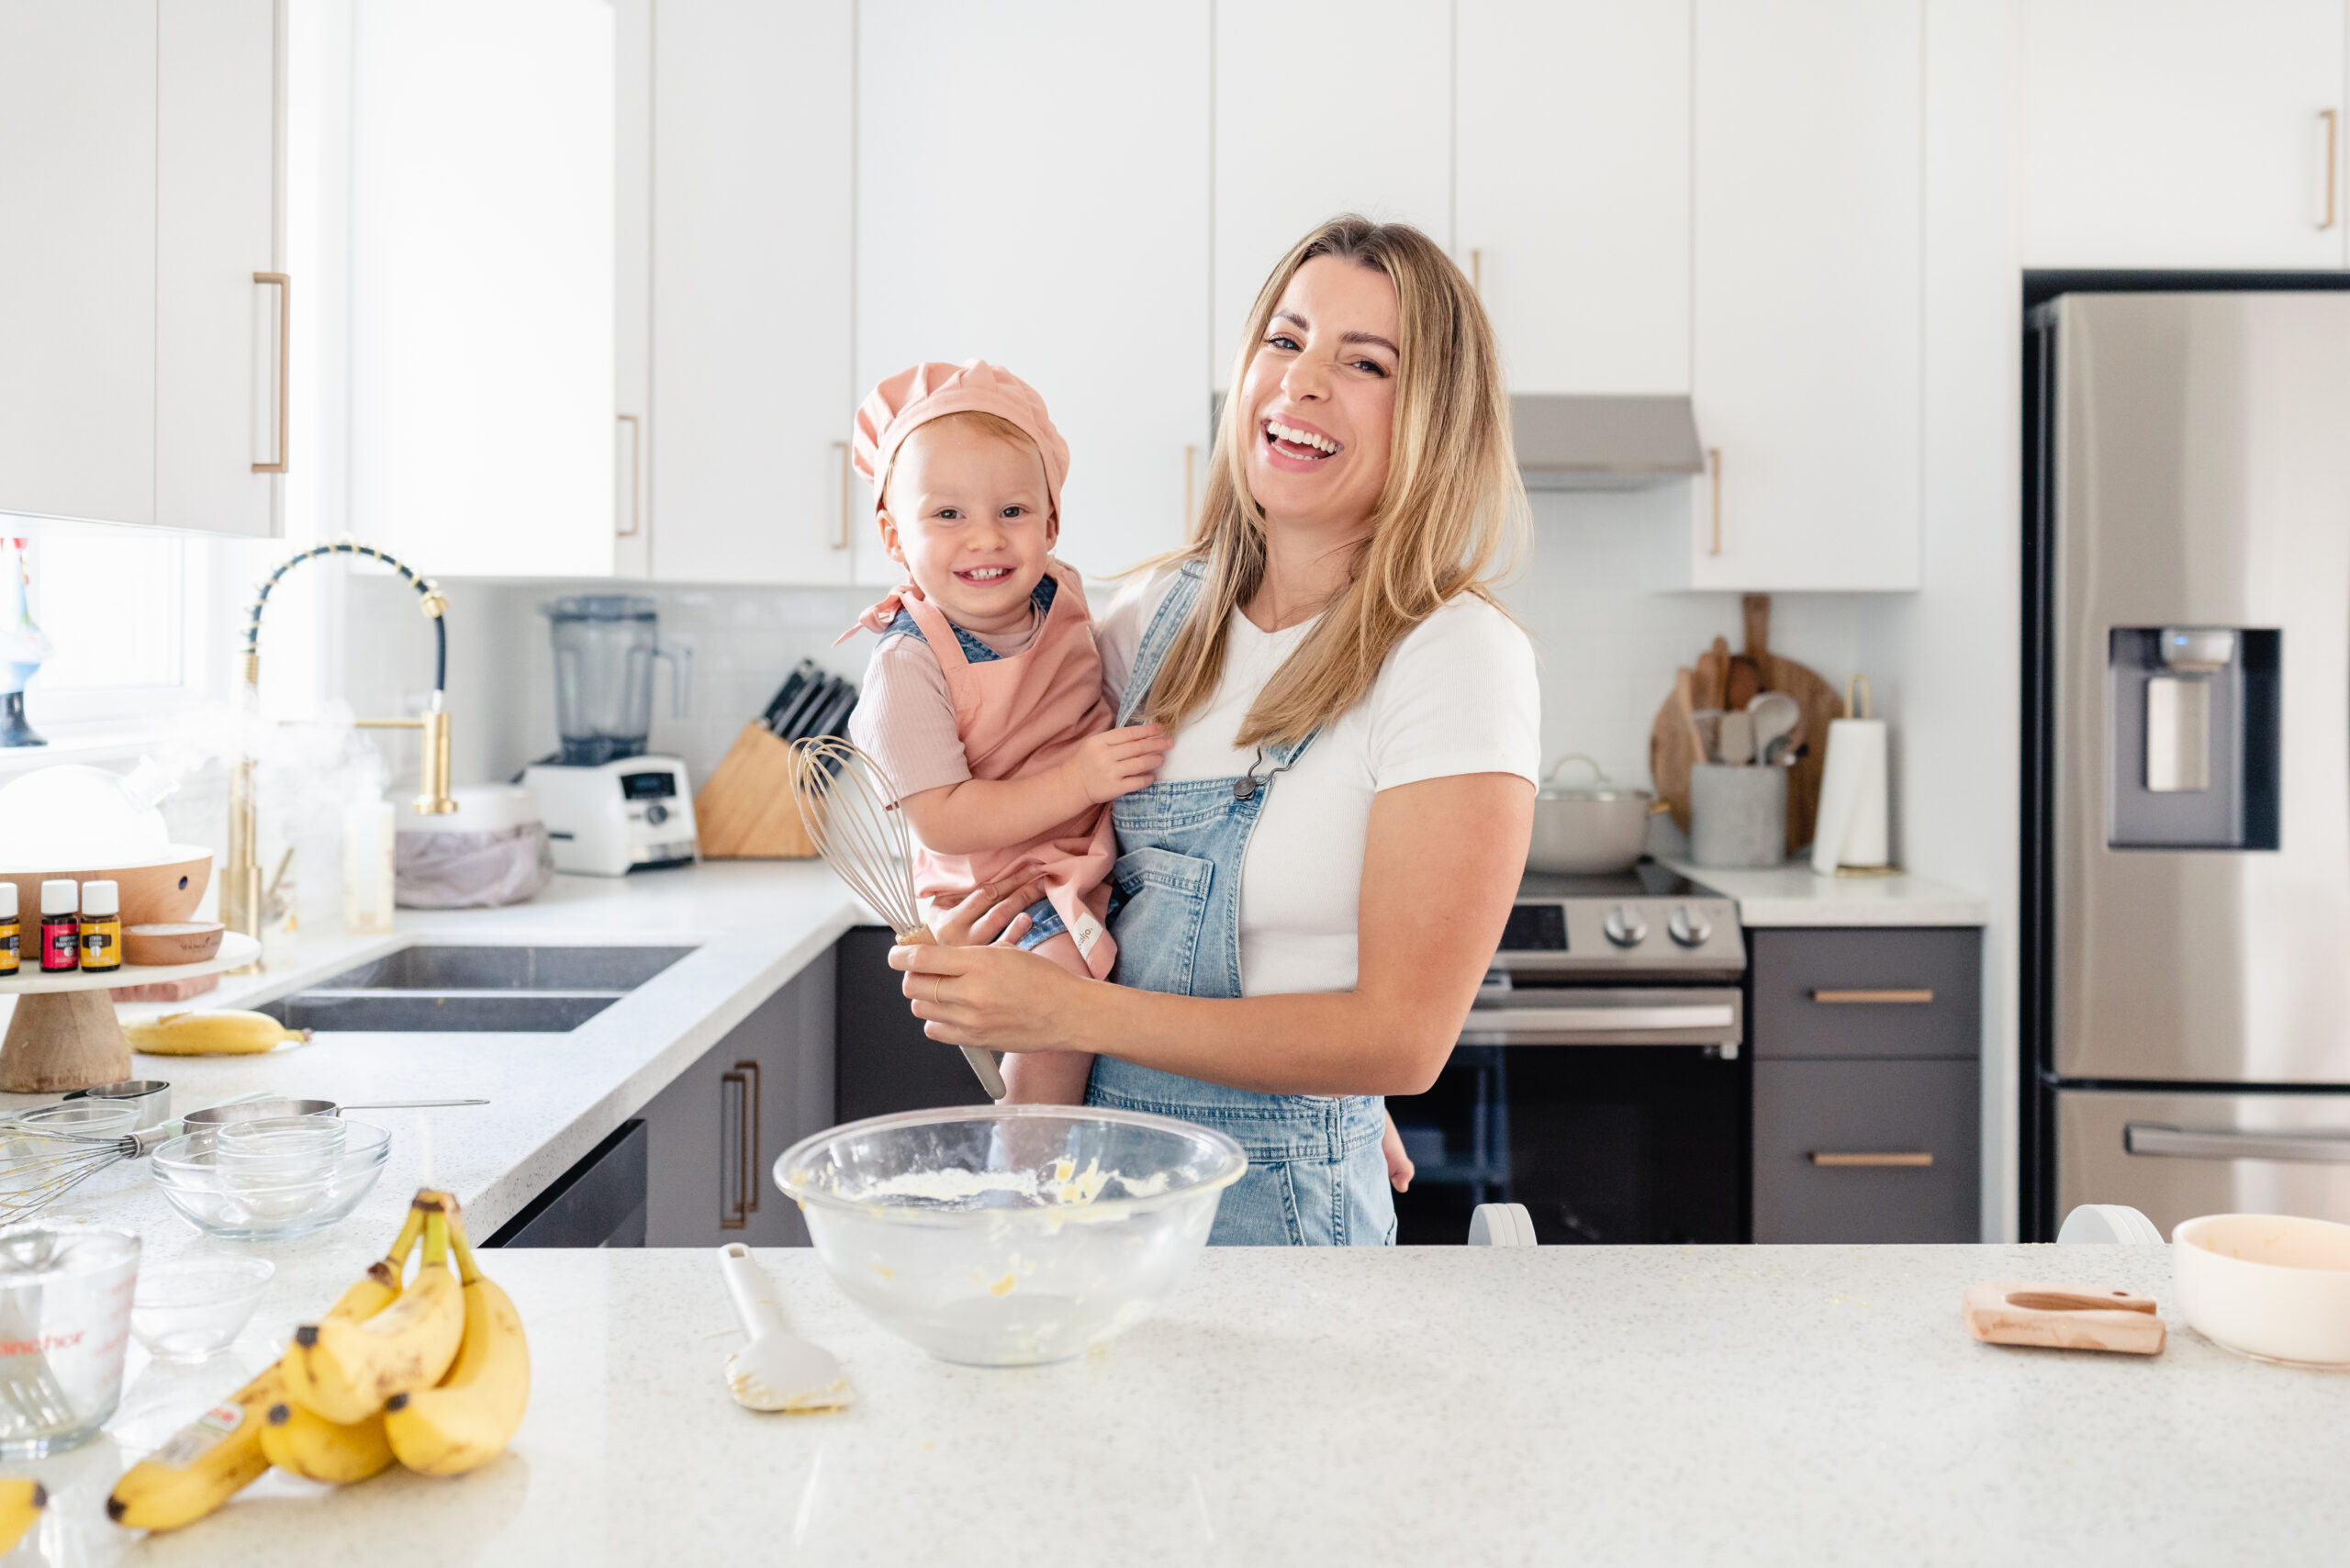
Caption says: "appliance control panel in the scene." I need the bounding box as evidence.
[1493,897,1743,976]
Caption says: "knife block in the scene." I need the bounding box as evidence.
[692,722,818,859]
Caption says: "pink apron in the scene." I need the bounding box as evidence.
[895,560,1118,979]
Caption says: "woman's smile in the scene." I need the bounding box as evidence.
[1260,413,1344,468]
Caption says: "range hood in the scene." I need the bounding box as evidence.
[1511,394,1704,491]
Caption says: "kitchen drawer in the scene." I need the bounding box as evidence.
[1749,927,1979,1059]
[1752,1058,1978,1242]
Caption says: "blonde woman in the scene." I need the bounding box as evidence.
[896,217,1539,1245]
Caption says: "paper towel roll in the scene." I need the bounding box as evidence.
[1809,717,1888,874]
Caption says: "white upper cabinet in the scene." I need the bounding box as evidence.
[1682,0,1922,592]
[857,0,1210,582]
[0,0,281,536]
[650,0,854,586]
[348,0,614,578]
[1456,0,1690,394]
[2022,0,2348,269]
[1212,0,1452,388]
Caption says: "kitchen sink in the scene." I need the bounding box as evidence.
[254,945,697,1034]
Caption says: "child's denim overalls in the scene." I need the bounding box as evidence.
[1084,562,1396,1247]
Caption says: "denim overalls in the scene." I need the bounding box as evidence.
[1084,562,1396,1247]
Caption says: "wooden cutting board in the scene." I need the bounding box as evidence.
[1649,667,1704,832]
[1650,598,1842,851]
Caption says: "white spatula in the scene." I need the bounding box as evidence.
[716,1243,854,1412]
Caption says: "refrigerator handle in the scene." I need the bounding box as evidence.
[2126,1123,2350,1164]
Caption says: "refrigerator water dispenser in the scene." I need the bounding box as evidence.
[2106,627,2278,850]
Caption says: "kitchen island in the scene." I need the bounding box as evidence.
[18,1241,2346,1564]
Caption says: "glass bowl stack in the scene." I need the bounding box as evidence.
[151,1117,391,1241]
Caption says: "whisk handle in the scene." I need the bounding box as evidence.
[895,925,1007,1101]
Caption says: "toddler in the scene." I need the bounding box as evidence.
[842,361,1164,1104]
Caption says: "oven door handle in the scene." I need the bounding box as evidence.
[2124,1123,2350,1163]
[1460,1004,1737,1034]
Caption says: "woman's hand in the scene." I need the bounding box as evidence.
[928,870,1046,948]
[891,940,1092,1054]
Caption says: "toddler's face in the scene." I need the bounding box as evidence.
[878,420,1056,635]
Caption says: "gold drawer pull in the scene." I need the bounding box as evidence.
[1810,988,1933,1004]
[1809,1151,1933,1168]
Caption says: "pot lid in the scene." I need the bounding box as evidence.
[1537,754,1654,802]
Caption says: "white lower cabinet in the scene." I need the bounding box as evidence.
[1680,0,1923,592]
[0,0,281,535]
[641,954,835,1248]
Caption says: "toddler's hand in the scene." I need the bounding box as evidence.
[1066,723,1169,805]
[1382,1114,1414,1193]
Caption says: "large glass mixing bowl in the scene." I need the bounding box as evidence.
[775,1105,1246,1366]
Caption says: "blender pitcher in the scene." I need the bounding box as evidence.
[543,596,692,766]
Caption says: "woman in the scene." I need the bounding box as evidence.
[898,217,1539,1245]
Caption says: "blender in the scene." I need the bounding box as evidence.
[522,596,700,876]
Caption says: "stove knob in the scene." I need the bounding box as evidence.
[1668,904,1712,948]
[1603,905,1649,948]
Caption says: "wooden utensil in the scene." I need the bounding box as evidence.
[1963,1281,2165,1355]
[1696,636,1730,711]
[1740,596,1842,856]
[789,737,1006,1100]
[1727,599,1766,710]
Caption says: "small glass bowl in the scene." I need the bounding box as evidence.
[2,1101,139,1139]
[151,1122,391,1241]
[131,1256,274,1362]
[216,1115,350,1219]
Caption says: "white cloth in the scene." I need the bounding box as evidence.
[1097,570,1540,997]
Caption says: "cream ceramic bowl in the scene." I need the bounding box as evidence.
[2173,1213,2350,1367]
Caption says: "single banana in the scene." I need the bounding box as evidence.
[384,1208,530,1475]
[107,1367,283,1531]
[282,1201,464,1424]
[323,1200,427,1324]
[259,1401,395,1484]
[124,1009,311,1056]
[0,1477,45,1554]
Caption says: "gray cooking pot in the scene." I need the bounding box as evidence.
[1528,755,1656,875]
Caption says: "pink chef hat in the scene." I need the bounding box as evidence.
[851,360,1070,516]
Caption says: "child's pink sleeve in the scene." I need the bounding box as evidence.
[846,636,970,801]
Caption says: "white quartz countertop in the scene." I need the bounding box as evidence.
[20,1241,2347,1565]
[1665,858,1990,927]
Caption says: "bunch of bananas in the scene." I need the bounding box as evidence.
[123,1010,311,1056]
[107,1191,530,1532]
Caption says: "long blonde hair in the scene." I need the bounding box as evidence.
[1144,216,1526,747]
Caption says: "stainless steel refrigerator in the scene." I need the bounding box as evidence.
[2025,288,2350,1239]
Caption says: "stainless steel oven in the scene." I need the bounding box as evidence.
[1389,867,1747,1245]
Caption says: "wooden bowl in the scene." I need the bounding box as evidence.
[123,922,226,966]
[0,846,213,929]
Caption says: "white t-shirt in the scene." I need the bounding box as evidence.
[1097,570,1540,997]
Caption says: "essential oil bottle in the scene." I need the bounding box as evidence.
[39,879,77,972]
[0,882,17,976]
[78,880,121,974]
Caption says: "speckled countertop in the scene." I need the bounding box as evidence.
[1664,858,1991,927]
[17,1242,2347,1565]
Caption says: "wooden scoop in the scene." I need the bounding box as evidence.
[1962,1280,2165,1355]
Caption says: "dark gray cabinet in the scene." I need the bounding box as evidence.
[485,1120,648,1249]
[835,926,993,1123]
[1749,926,1981,1242]
[638,951,836,1247]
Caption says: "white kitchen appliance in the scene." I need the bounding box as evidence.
[524,758,699,877]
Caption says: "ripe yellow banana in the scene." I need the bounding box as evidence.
[323,1200,427,1324]
[107,1367,282,1531]
[0,1478,45,1554]
[124,1009,311,1056]
[259,1401,396,1484]
[384,1208,530,1475]
[282,1202,464,1424]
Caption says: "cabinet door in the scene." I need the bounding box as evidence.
[1212,0,1452,390]
[1685,0,1921,591]
[1456,0,1689,394]
[650,0,856,586]
[155,0,283,537]
[2022,0,2348,269]
[610,0,651,579]
[856,1,1209,581]
[348,0,614,577]
[1753,1058,1979,1242]
[0,0,157,527]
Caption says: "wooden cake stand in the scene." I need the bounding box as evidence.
[0,934,262,1092]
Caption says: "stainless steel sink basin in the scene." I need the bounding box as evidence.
[255,945,696,1034]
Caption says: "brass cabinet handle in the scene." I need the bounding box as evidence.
[252,272,290,473]
[720,1058,761,1229]
[1470,247,1483,293]
[1810,988,1933,1004]
[1707,446,1722,555]
[2322,110,2340,231]
[831,440,854,550]
[615,413,641,537]
[1809,1151,1933,1168]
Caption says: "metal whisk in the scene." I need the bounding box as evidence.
[789,736,1007,1100]
[0,1126,175,1224]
